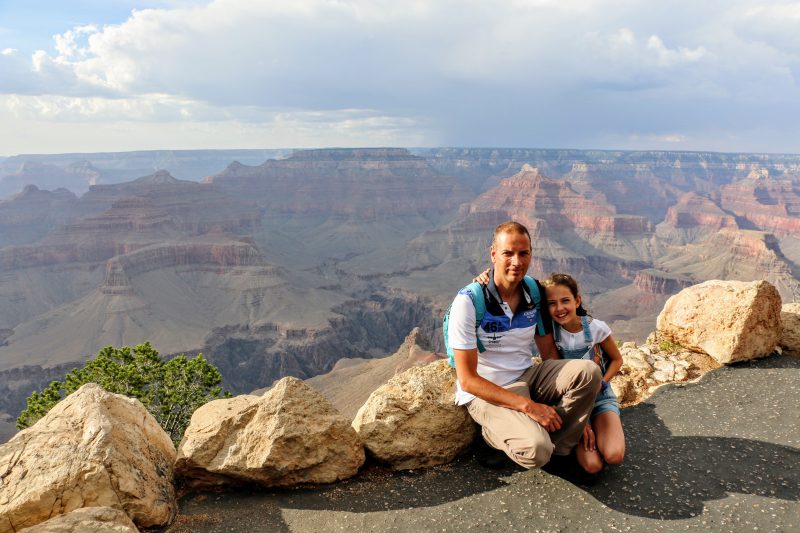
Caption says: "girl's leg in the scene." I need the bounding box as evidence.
[593,411,625,465]
[575,441,604,474]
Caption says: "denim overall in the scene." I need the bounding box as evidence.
[554,315,620,419]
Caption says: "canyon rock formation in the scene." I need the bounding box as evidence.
[3,148,800,439]
[306,327,443,419]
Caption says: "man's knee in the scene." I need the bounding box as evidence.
[570,359,602,390]
[508,437,554,469]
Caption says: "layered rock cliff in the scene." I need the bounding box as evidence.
[0,185,80,247]
[208,148,471,220]
[656,228,800,301]
[717,169,800,236]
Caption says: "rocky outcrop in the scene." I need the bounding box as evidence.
[473,165,653,234]
[0,186,80,247]
[0,172,260,272]
[306,327,443,419]
[656,280,782,364]
[652,227,800,303]
[208,148,470,220]
[780,303,800,357]
[663,192,737,230]
[176,377,364,488]
[0,161,99,198]
[0,384,176,532]
[352,360,476,470]
[100,240,267,294]
[75,171,261,235]
[610,334,721,406]
[633,269,693,295]
[717,172,800,236]
[203,295,436,394]
[18,506,138,533]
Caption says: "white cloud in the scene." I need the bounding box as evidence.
[1,0,799,153]
[0,93,432,153]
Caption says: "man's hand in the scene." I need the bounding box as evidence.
[582,423,596,451]
[523,401,562,432]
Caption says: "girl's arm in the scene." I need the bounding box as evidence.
[599,334,623,382]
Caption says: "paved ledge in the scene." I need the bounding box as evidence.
[166,355,800,532]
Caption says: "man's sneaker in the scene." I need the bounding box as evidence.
[473,437,511,469]
[542,453,601,485]
[541,453,572,476]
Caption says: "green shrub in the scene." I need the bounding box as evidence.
[16,342,230,446]
[659,339,682,353]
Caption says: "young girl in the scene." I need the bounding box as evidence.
[543,273,625,473]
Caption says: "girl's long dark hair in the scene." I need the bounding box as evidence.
[543,273,589,316]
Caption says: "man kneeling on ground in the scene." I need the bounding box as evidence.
[448,220,601,469]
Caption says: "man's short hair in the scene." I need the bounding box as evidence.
[492,220,531,247]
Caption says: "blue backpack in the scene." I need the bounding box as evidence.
[443,276,545,367]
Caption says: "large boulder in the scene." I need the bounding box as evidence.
[656,280,781,364]
[352,359,476,470]
[176,377,364,487]
[0,384,176,533]
[780,303,800,357]
[19,506,138,533]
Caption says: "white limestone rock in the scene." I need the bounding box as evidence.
[352,360,476,470]
[0,384,176,533]
[176,377,364,488]
[657,280,782,364]
[621,349,653,372]
[780,303,800,357]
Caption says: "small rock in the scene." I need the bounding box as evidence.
[780,303,800,357]
[652,370,672,383]
[622,352,652,371]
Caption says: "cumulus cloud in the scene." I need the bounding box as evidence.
[1,0,799,153]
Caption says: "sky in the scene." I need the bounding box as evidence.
[1,0,799,156]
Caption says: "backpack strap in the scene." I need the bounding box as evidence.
[465,282,487,354]
[445,282,487,368]
[522,276,547,336]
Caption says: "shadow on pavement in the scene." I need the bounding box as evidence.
[167,355,800,530]
[585,401,800,519]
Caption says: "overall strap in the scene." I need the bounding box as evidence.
[581,315,592,345]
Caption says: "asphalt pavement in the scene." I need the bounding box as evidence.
[165,354,800,532]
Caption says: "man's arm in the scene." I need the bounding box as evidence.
[454,348,562,432]
[534,332,560,360]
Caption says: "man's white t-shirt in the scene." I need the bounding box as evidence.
[448,283,547,405]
